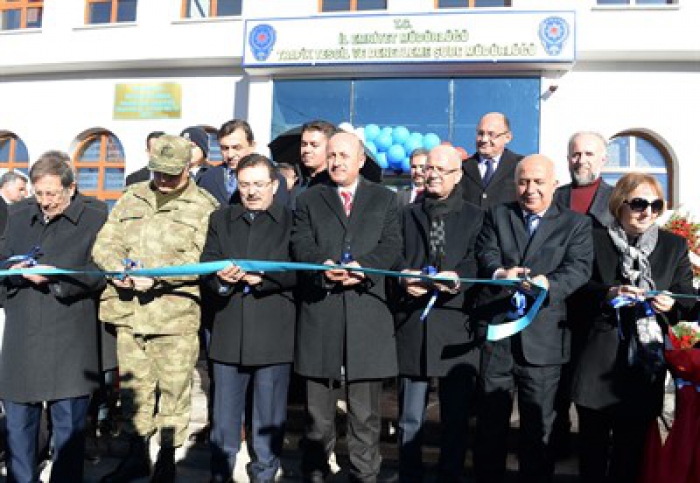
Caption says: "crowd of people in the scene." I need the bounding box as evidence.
[0,112,697,483]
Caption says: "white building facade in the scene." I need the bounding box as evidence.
[0,0,698,212]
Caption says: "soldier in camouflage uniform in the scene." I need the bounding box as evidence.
[92,135,218,483]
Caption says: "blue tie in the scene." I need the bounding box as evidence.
[482,158,495,187]
[525,213,540,237]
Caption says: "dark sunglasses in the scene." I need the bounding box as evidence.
[624,197,664,214]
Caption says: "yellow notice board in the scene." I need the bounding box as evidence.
[113,83,182,120]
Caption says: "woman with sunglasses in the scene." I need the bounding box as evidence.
[570,172,695,483]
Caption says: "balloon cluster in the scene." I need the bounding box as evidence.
[361,124,441,173]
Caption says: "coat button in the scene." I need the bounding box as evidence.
[482,193,488,199]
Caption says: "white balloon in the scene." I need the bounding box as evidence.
[355,126,365,141]
[338,122,354,133]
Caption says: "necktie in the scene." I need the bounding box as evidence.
[340,191,353,216]
[226,169,237,196]
[482,158,495,187]
[525,213,540,237]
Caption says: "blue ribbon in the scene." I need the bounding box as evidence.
[419,265,439,322]
[2,246,42,268]
[675,378,700,392]
[0,258,545,341]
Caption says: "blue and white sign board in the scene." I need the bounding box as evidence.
[243,11,575,70]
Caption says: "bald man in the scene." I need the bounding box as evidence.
[291,132,401,482]
[473,155,593,483]
[393,145,484,482]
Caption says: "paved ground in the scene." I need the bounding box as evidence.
[1,359,591,482]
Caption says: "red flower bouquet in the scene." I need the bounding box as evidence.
[641,321,700,483]
[664,212,700,282]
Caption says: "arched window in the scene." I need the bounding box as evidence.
[0,132,30,175]
[602,132,673,205]
[74,131,125,208]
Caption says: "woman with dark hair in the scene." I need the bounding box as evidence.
[571,172,695,483]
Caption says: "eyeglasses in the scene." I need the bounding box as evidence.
[238,180,273,191]
[624,198,664,214]
[425,166,460,177]
[476,131,509,140]
[33,189,68,200]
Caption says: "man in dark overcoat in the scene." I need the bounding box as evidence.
[473,154,593,483]
[201,154,296,483]
[291,132,401,482]
[0,151,107,482]
[394,145,484,482]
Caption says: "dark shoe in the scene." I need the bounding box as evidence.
[150,447,177,483]
[188,423,210,445]
[99,435,151,482]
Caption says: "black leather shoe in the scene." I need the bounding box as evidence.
[150,447,177,483]
[99,435,151,482]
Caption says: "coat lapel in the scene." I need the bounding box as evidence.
[508,206,529,260]
[463,157,482,187]
[320,183,348,229]
[347,178,371,232]
[523,203,560,264]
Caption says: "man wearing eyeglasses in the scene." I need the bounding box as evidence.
[459,112,523,208]
[473,154,593,483]
[550,131,615,458]
[0,152,107,483]
[93,135,218,483]
[201,154,295,483]
[393,145,484,482]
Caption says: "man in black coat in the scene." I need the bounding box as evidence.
[198,119,289,206]
[201,154,296,483]
[394,145,483,482]
[459,112,523,208]
[0,171,28,233]
[0,152,107,482]
[395,148,428,208]
[125,130,164,186]
[551,131,614,456]
[473,154,593,483]
[291,132,401,482]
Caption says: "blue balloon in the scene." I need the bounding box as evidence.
[400,156,411,173]
[423,133,441,150]
[364,124,380,142]
[365,141,378,156]
[392,126,410,146]
[381,126,393,136]
[375,152,388,169]
[403,138,423,157]
[387,144,406,168]
[374,133,393,152]
[409,132,424,144]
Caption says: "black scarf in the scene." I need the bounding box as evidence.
[422,184,463,270]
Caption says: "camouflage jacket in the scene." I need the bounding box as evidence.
[92,180,218,335]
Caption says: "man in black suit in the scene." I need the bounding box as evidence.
[394,145,483,482]
[198,119,288,206]
[289,120,336,209]
[201,154,296,483]
[125,131,164,186]
[473,154,593,483]
[396,148,428,208]
[291,132,401,482]
[0,171,28,233]
[551,131,614,455]
[459,112,523,208]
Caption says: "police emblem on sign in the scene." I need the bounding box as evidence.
[538,16,570,56]
[249,24,276,61]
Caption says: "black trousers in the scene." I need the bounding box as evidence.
[474,337,560,483]
[302,377,382,483]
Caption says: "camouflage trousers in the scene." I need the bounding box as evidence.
[116,328,199,447]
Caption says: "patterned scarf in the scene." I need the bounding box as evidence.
[422,184,463,270]
[607,220,658,292]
